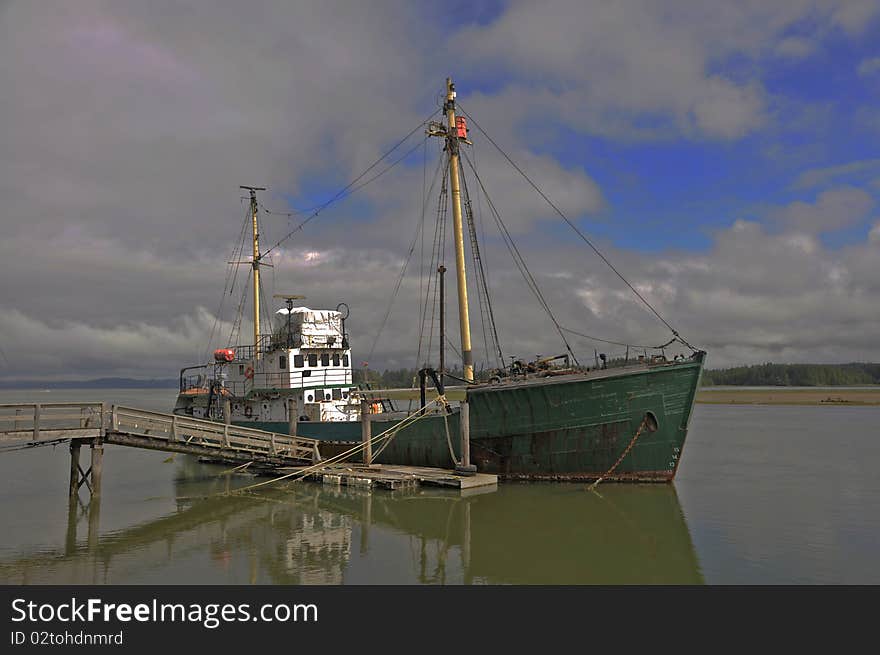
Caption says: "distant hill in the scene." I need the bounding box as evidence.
[0,377,178,389]
[701,363,880,387]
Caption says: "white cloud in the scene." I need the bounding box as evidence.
[793,159,880,189]
[772,187,874,234]
[857,56,880,76]
[775,37,816,59]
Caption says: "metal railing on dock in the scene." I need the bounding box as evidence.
[0,402,319,467]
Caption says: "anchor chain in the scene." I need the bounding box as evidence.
[589,416,649,491]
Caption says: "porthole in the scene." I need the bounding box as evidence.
[644,411,659,432]
[307,394,313,402]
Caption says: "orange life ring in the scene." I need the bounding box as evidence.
[244,365,255,380]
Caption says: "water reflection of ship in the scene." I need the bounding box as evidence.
[0,458,702,584]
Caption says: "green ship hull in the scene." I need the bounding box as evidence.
[238,352,705,482]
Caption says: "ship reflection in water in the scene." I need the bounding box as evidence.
[0,457,702,585]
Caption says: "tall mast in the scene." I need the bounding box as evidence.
[441,77,474,382]
[240,186,266,359]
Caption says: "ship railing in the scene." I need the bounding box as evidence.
[226,333,348,361]
[179,365,352,396]
[223,369,353,397]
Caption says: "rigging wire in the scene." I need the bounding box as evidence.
[458,105,695,350]
[425,161,449,367]
[461,150,580,366]
[365,180,429,366]
[260,109,440,260]
[457,155,504,369]
[202,200,253,361]
[414,148,447,370]
[559,326,676,350]
[227,267,252,346]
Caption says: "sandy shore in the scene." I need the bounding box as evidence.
[696,387,880,406]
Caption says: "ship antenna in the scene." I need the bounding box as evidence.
[427,77,475,382]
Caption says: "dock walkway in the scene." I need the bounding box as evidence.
[0,402,320,467]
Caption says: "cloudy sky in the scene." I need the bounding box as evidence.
[1,0,879,381]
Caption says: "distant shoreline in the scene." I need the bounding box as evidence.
[696,387,880,406]
[3,380,879,406]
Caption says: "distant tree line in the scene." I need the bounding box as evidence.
[701,363,880,387]
[353,367,468,388]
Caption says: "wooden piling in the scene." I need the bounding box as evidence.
[455,399,476,476]
[460,399,470,467]
[68,441,81,501]
[87,495,101,551]
[361,399,372,465]
[288,397,297,436]
[65,496,78,555]
[33,403,41,441]
[223,398,232,425]
[90,443,104,500]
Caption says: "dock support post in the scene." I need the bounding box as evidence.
[68,441,82,501]
[360,493,372,555]
[462,499,472,583]
[90,442,104,501]
[288,397,297,436]
[87,495,101,552]
[455,399,476,476]
[361,399,372,465]
[65,496,78,555]
[223,398,232,425]
[33,403,41,441]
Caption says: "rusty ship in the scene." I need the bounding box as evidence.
[173,78,705,482]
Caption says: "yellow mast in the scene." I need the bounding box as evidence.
[443,77,474,382]
[240,186,266,359]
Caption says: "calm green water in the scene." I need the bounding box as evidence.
[0,389,878,584]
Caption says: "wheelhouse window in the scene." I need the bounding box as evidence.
[279,355,287,369]
[321,353,330,367]
[239,364,244,375]
[332,388,342,400]
[342,355,349,367]
[333,353,340,366]
[308,353,318,367]
[294,354,303,368]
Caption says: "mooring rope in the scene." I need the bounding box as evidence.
[227,396,448,494]
[442,410,460,468]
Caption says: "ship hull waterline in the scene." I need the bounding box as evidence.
[216,354,704,482]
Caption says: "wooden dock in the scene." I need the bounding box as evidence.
[0,401,495,500]
[0,402,320,466]
[280,463,498,491]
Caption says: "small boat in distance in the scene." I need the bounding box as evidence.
[173,78,705,481]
